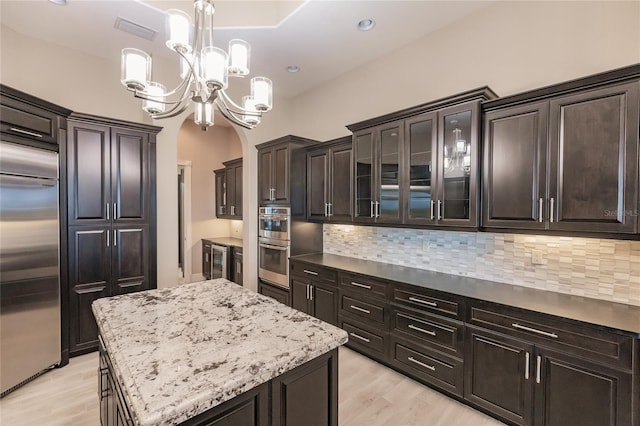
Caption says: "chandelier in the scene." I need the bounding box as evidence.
[119,0,273,130]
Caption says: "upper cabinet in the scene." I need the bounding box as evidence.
[348,88,494,228]
[483,66,640,235]
[215,158,242,220]
[256,135,318,216]
[307,137,353,223]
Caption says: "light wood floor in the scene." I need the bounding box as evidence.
[1,347,504,426]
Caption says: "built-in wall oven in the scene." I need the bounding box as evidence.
[258,207,291,288]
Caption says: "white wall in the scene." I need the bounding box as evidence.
[289,1,640,140]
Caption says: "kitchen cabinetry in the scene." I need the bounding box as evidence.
[306,137,353,222]
[256,135,318,216]
[290,261,338,326]
[67,113,159,356]
[347,88,495,227]
[483,67,640,235]
[202,240,213,280]
[258,280,290,305]
[232,247,243,285]
[214,158,242,219]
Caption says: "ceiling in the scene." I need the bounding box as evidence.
[0,0,494,98]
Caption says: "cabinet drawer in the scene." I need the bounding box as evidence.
[390,337,464,397]
[341,319,387,360]
[1,102,59,144]
[342,295,385,324]
[290,261,337,284]
[340,272,387,299]
[393,287,460,319]
[392,306,464,357]
[469,304,634,370]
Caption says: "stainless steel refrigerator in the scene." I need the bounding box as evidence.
[0,141,61,396]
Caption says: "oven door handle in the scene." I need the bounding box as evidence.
[259,215,289,220]
[259,243,289,251]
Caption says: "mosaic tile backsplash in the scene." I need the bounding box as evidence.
[323,224,640,307]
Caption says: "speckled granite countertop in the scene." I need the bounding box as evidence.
[203,237,243,249]
[291,253,640,334]
[92,279,347,426]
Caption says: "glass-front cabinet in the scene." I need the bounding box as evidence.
[404,112,437,225]
[353,121,403,224]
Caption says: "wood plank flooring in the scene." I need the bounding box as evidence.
[1,347,504,425]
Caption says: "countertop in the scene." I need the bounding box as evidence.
[203,237,243,249]
[92,279,347,426]
[291,253,640,335]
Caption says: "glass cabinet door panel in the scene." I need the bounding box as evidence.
[442,110,472,220]
[407,117,434,220]
[379,126,401,219]
[355,132,374,218]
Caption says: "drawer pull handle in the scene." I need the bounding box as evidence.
[512,323,558,338]
[536,355,541,384]
[408,297,437,307]
[408,356,436,371]
[349,332,370,343]
[351,281,372,289]
[303,269,318,276]
[408,324,436,336]
[525,351,530,380]
[9,127,43,138]
[350,305,371,315]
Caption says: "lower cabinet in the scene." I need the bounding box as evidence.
[258,280,290,305]
[68,225,150,355]
[291,278,338,326]
[232,247,243,285]
[465,325,634,426]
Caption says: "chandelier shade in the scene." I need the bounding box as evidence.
[120,0,273,131]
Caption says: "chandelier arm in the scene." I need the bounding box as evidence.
[214,98,255,130]
[218,90,262,117]
[149,103,190,120]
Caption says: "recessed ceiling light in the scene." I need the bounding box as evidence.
[49,0,68,4]
[357,18,376,31]
[286,66,300,73]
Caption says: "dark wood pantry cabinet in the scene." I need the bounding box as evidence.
[306,136,353,222]
[347,87,496,228]
[483,65,640,235]
[67,113,160,356]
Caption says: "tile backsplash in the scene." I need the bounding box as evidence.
[323,224,640,307]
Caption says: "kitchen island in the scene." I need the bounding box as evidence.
[92,279,348,426]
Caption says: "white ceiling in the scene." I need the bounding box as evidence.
[0,0,494,98]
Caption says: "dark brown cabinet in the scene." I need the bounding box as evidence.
[483,70,639,236]
[214,158,242,219]
[256,136,318,216]
[307,137,353,222]
[258,280,290,305]
[232,247,243,286]
[348,88,494,228]
[290,261,339,326]
[202,240,212,280]
[67,113,159,356]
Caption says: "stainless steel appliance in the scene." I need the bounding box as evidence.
[209,243,229,280]
[258,237,290,287]
[258,206,290,240]
[0,141,61,396]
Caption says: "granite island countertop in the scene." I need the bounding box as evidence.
[92,279,347,426]
[291,253,640,334]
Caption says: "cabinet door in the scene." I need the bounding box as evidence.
[214,170,226,217]
[329,144,353,222]
[311,284,338,326]
[68,226,111,355]
[111,226,149,295]
[437,102,480,227]
[202,242,212,280]
[233,251,243,285]
[258,149,273,204]
[465,327,534,425]
[377,122,403,223]
[67,122,111,226]
[404,112,438,225]
[273,145,290,203]
[483,103,548,229]
[290,278,311,315]
[307,149,329,222]
[259,280,290,305]
[226,166,236,216]
[549,83,639,234]
[234,165,242,218]
[353,130,376,222]
[534,348,632,426]
[111,128,149,224]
